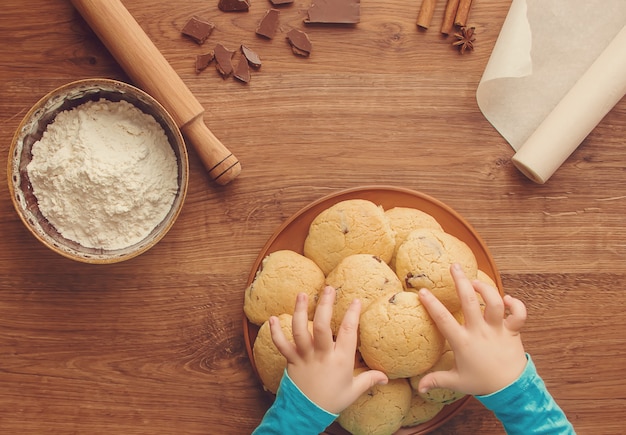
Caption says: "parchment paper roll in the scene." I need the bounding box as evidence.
[512,25,626,184]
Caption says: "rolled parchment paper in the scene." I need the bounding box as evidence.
[512,25,626,183]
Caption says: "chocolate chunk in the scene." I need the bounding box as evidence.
[214,44,235,78]
[256,9,280,39]
[241,45,262,69]
[195,51,215,73]
[270,0,294,4]
[218,0,250,12]
[305,0,360,24]
[405,272,430,290]
[234,57,251,83]
[286,29,312,57]
[181,16,215,44]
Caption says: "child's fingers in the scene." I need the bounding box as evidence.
[312,286,336,353]
[291,293,313,354]
[269,316,298,362]
[418,288,462,347]
[503,294,527,332]
[473,280,505,327]
[335,298,361,357]
[450,264,483,327]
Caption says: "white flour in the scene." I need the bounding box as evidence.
[27,98,179,250]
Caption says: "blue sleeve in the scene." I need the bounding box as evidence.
[252,370,338,435]
[476,354,576,435]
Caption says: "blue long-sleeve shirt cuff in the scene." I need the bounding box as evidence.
[476,354,576,435]
[252,370,338,435]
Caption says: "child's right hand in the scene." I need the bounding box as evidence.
[417,263,528,397]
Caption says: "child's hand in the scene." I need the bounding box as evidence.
[417,263,528,397]
[269,286,388,414]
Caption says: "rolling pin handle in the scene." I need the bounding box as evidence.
[181,118,242,185]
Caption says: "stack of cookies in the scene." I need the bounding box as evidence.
[244,198,492,434]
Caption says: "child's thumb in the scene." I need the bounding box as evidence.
[417,370,457,394]
[353,369,389,395]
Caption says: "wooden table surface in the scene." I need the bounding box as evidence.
[1,0,625,434]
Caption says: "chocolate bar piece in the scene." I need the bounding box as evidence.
[218,0,250,12]
[286,29,312,57]
[256,9,280,39]
[234,57,251,83]
[305,0,360,24]
[214,44,235,78]
[241,45,262,69]
[195,52,215,73]
[182,16,215,44]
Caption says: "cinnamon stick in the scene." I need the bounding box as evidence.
[440,0,460,35]
[416,0,438,30]
[454,0,473,27]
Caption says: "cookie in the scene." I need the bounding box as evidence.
[303,199,396,275]
[401,393,445,427]
[326,254,403,335]
[384,207,443,269]
[477,269,498,289]
[395,228,478,311]
[252,313,313,394]
[359,291,445,379]
[337,367,412,435]
[244,250,325,325]
[410,349,465,405]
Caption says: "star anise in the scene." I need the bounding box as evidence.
[453,26,476,54]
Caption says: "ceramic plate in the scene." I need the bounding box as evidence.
[243,185,502,434]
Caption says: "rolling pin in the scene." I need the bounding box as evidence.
[70,0,241,185]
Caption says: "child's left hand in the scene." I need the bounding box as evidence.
[269,285,388,414]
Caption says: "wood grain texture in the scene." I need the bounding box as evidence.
[1,0,625,434]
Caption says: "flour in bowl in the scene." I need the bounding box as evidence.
[27,98,179,250]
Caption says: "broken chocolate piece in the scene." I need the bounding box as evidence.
[286,29,312,57]
[214,44,235,78]
[234,57,251,83]
[218,0,250,12]
[270,0,294,5]
[241,45,262,68]
[256,9,280,39]
[181,16,215,44]
[305,0,360,24]
[195,51,215,73]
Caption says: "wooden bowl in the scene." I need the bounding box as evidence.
[7,79,189,264]
[243,186,503,434]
